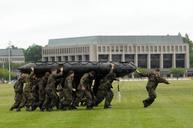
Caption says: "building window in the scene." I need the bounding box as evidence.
[159,46,161,52]
[71,56,75,61]
[137,46,140,52]
[125,54,134,63]
[141,46,144,52]
[116,46,119,52]
[151,54,160,68]
[51,57,55,62]
[179,46,182,52]
[171,46,174,52]
[107,46,110,52]
[77,55,82,61]
[163,54,172,68]
[154,46,157,52]
[112,54,122,62]
[138,54,147,68]
[124,46,127,52]
[111,46,114,52]
[57,56,61,62]
[98,54,109,62]
[64,56,68,62]
[146,46,149,52]
[120,46,123,52]
[175,46,178,52]
[129,46,132,52]
[163,46,166,52]
[85,55,89,61]
[102,46,106,52]
[167,46,170,52]
[176,54,185,68]
[150,46,153,52]
[183,46,186,51]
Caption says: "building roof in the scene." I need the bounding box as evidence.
[0,49,24,57]
[48,35,184,46]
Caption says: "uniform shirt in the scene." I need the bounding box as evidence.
[138,72,169,89]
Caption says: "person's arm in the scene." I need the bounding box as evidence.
[66,78,73,91]
[29,67,35,79]
[157,77,170,84]
[135,69,149,77]
[79,74,88,90]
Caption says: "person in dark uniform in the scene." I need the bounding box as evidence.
[38,72,50,111]
[95,64,117,109]
[42,67,63,111]
[30,74,40,111]
[10,74,26,111]
[74,71,95,109]
[60,70,76,110]
[136,68,170,108]
[18,67,35,111]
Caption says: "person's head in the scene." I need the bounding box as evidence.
[45,72,50,78]
[19,73,27,82]
[154,68,160,76]
[89,71,95,78]
[51,68,57,74]
[68,70,74,77]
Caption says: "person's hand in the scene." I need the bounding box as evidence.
[136,69,140,73]
[60,67,63,72]
[31,67,34,71]
[72,88,76,91]
[111,63,115,69]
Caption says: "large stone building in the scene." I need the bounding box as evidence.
[42,35,189,75]
[0,48,25,64]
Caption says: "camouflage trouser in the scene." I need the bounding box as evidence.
[10,92,23,110]
[74,89,93,108]
[95,89,114,107]
[43,88,59,110]
[143,86,157,106]
[19,91,33,109]
[31,90,39,110]
[60,89,73,109]
[38,89,45,109]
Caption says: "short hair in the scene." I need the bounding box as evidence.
[89,71,96,76]
[67,70,74,76]
[155,68,160,72]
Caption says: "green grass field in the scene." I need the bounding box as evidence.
[0,80,193,128]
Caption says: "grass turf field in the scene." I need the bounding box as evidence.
[0,80,193,128]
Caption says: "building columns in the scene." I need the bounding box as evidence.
[147,54,151,69]
[172,53,176,68]
[135,54,138,67]
[122,54,125,62]
[160,54,163,69]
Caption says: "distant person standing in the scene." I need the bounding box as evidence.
[136,68,170,108]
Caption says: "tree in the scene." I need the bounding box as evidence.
[24,44,42,62]
[0,68,16,81]
[170,68,186,79]
[183,33,193,67]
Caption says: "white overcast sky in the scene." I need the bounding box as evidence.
[0,0,193,49]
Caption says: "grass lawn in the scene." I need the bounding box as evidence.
[0,80,193,128]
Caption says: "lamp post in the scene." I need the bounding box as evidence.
[8,41,11,84]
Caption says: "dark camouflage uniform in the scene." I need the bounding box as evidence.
[18,71,34,111]
[138,71,169,107]
[95,69,116,108]
[38,73,49,110]
[10,77,25,111]
[60,75,75,109]
[74,73,94,109]
[42,72,62,111]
